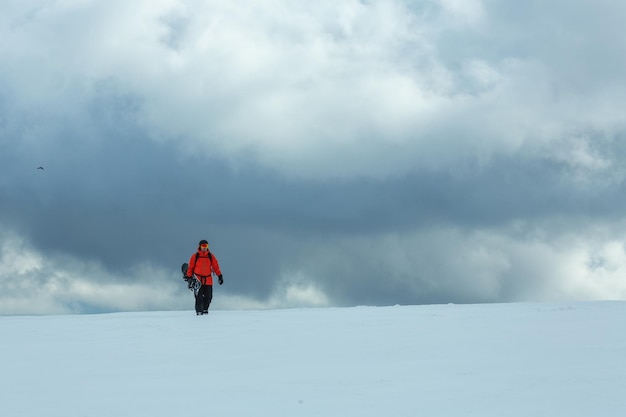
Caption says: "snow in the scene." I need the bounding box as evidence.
[1,302,625,416]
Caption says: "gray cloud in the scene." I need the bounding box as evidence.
[2,0,626,314]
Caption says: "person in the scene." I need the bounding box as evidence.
[185,239,223,315]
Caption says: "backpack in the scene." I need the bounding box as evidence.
[191,251,212,276]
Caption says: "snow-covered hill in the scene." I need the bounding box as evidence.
[2,302,624,416]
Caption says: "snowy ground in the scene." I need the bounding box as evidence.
[1,302,625,417]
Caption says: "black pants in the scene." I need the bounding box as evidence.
[196,284,213,312]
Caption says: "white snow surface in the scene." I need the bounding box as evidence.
[1,302,625,416]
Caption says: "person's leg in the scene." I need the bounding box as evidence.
[202,285,213,313]
[195,286,205,314]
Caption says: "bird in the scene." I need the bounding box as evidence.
[37,166,44,170]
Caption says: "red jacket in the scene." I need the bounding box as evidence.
[187,250,222,285]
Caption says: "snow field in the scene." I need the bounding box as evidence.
[1,302,625,416]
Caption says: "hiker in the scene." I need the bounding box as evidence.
[185,239,223,315]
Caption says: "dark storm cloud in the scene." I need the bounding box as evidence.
[2,0,626,314]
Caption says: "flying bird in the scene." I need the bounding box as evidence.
[37,166,44,170]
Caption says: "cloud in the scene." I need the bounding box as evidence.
[284,221,626,306]
[2,0,626,314]
[0,231,190,314]
[4,0,625,180]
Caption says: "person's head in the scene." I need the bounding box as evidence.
[198,240,209,251]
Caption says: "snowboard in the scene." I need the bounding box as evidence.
[181,262,201,297]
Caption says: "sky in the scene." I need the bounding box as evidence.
[3,303,625,416]
[2,0,626,315]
